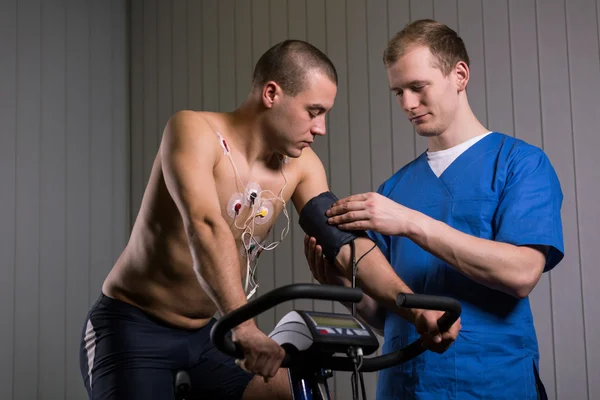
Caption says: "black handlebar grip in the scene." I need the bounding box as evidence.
[396,293,462,331]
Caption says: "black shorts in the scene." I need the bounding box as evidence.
[79,293,254,400]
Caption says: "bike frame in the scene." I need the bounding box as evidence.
[289,367,332,400]
[209,283,461,400]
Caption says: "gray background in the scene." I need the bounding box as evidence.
[1,0,599,399]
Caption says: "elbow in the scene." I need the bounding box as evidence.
[509,246,547,299]
[183,215,226,258]
[512,284,534,299]
[185,214,220,238]
[511,267,544,299]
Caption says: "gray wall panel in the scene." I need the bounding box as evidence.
[457,0,488,126]
[39,1,67,397]
[172,0,188,114]
[483,1,514,135]
[387,0,415,172]
[0,1,129,398]
[566,0,600,398]
[0,1,17,398]
[65,1,93,397]
[14,2,42,398]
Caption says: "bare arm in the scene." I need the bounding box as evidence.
[406,212,546,298]
[160,111,250,324]
[291,149,418,329]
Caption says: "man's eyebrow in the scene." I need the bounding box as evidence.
[308,104,327,112]
[390,80,429,91]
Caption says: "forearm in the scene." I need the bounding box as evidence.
[328,272,386,334]
[345,294,386,336]
[334,238,418,324]
[186,218,252,326]
[406,211,544,298]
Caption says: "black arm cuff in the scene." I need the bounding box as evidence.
[298,191,368,261]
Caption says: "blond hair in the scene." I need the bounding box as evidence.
[383,19,470,76]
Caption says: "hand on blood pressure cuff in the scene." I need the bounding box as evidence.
[299,191,368,261]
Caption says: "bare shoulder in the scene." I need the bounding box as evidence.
[161,110,224,162]
[291,146,327,181]
[290,147,330,212]
[163,110,218,145]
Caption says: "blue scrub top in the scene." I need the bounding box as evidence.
[368,132,564,399]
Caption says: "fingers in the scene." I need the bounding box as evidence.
[421,338,452,354]
[330,193,370,208]
[420,330,450,354]
[304,235,326,283]
[313,242,324,281]
[337,220,368,230]
[419,315,461,354]
[235,346,285,379]
[326,201,365,218]
[303,235,311,264]
[235,358,248,372]
[327,210,370,227]
[424,327,442,344]
[269,347,285,378]
[416,311,442,345]
[232,327,287,381]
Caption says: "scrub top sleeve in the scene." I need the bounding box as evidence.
[494,149,565,272]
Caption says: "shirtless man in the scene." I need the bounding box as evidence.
[79,40,459,400]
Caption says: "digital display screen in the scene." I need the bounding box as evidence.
[309,315,362,329]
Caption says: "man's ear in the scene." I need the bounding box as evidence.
[262,81,280,108]
[455,61,469,92]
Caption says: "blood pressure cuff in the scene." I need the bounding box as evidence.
[298,191,368,261]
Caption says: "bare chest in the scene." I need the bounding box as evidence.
[214,156,296,258]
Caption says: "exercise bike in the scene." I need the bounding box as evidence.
[204,283,461,400]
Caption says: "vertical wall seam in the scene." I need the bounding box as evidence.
[202,0,205,109]
[563,0,590,397]
[345,1,352,195]
[408,1,417,159]
[37,1,43,396]
[481,1,489,127]
[531,4,559,392]
[87,0,92,311]
[140,0,145,225]
[507,0,516,137]
[386,0,394,172]
[217,0,221,111]
[13,1,19,396]
[126,0,132,231]
[534,0,545,150]
[596,0,600,69]
[154,0,159,149]
[110,0,115,266]
[232,0,237,108]
[63,1,69,396]
[364,0,373,191]
[455,0,459,33]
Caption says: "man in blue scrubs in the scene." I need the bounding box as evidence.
[304,19,563,399]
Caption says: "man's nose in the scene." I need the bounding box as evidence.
[311,117,326,136]
[401,91,419,112]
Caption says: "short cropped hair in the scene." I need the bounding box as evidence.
[383,19,470,76]
[252,40,338,96]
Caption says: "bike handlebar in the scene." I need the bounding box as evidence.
[210,283,461,372]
